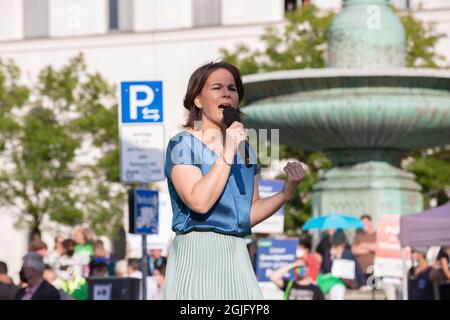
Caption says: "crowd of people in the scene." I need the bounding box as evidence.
[0,226,167,300]
[266,215,450,300]
[1,217,449,300]
[265,215,375,300]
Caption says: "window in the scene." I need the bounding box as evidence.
[390,0,411,10]
[193,0,221,27]
[285,0,297,12]
[109,0,133,32]
[109,0,119,30]
[285,0,310,13]
[24,0,49,38]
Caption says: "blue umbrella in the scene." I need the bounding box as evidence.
[302,213,364,230]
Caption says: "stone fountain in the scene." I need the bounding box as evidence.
[242,0,450,225]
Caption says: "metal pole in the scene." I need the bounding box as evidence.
[401,247,408,300]
[142,233,148,300]
[140,183,148,300]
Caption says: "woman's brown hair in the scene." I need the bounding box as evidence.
[183,61,244,128]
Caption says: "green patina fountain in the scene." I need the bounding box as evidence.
[242,0,450,225]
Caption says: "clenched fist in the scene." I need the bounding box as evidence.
[281,162,305,201]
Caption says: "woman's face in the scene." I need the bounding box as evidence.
[195,68,239,128]
[331,244,345,258]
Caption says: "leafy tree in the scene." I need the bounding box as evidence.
[0,54,125,239]
[220,4,449,234]
[220,4,334,75]
[405,146,450,207]
[400,9,449,206]
[400,9,447,68]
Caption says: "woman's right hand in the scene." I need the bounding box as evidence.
[223,121,248,164]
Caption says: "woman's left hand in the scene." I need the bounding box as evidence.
[281,161,305,201]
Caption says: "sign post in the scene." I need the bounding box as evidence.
[120,81,164,300]
[119,81,165,183]
[128,188,159,300]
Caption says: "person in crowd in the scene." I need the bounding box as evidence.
[408,247,435,300]
[42,264,73,300]
[147,265,166,300]
[28,239,48,258]
[73,226,94,270]
[318,230,365,299]
[89,257,108,278]
[14,252,60,300]
[163,61,304,299]
[316,229,335,259]
[351,214,377,282]
[0,261,19,300]
[270,258,325,300]
[58,263,88,300]
[431,246,450,284]
[316,229,335,275]
[59,256,108,301]
[114,260,128,277]
[127,258,146,300]
[93,239,115,276]
[297,237,321,281]
[148,247,167,276]
[59,239,81,273]
[46,235,66,271]
[127,258,142,279]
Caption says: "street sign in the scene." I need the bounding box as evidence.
[120,124,165,183]
[121,82,163,123]
[119,81,165,183]
[256,238,297,282]
[128,189,159,235]
[128,192,174,257]
[252,180,285,234]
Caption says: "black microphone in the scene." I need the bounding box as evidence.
[222,106,251,167]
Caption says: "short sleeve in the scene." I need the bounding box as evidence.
[164,133,196,180]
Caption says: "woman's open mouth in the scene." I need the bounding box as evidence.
[218,104,232,110]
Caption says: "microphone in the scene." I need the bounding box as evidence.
[222,106,251,167]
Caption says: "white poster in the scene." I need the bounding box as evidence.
[119,123,165,183]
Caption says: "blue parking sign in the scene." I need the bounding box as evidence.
[121,81,163,123]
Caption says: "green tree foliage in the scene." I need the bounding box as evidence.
[405,146,450,206]
[400,9,449,206]
[220,4,334,75]
[0,54,125,239]
[401,10,447,68]
[220,4,449,234]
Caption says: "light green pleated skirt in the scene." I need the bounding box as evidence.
[163,231,264,300]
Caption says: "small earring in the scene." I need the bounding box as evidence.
[195,106,202,120]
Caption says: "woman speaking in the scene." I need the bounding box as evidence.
[163,61,304,299]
